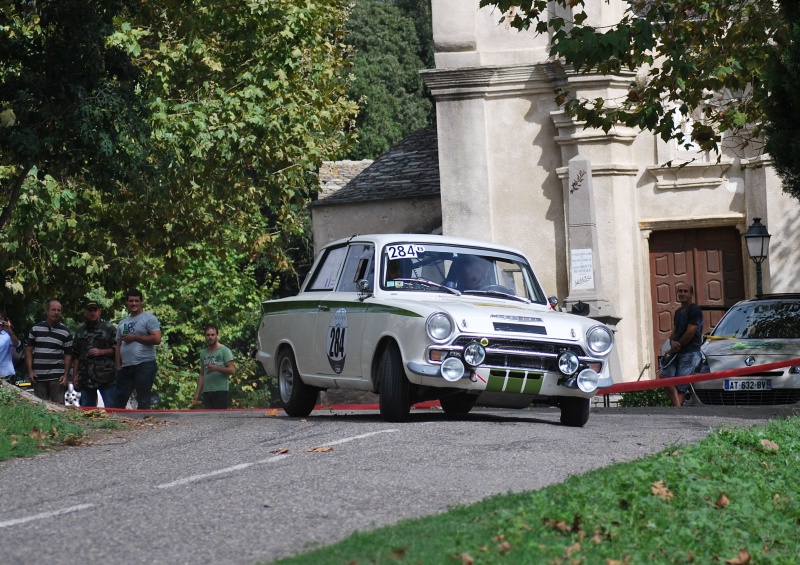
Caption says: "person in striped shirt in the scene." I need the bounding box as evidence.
[25,300,73,403]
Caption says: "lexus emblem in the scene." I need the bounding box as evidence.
[745,356,756,367]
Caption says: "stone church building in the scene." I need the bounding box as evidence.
[312,1,800,383]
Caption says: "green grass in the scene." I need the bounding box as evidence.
[274,416,800,565]
[0,386,123,461]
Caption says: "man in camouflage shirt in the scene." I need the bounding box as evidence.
[72,300,117,407]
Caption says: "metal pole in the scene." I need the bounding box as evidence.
[755,261,763,298]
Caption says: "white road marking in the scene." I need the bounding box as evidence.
[0,504,94,528]
[156,462,255,489]
[156,453,291,489]
[2,429,400,527]
[318,428,399,447]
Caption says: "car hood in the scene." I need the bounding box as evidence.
[703,338,800,361]
[393,295,597,344]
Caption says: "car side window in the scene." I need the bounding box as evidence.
[307,246,347,291]
[336,244,375,292]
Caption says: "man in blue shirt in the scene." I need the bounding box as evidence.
[660,282,704,407]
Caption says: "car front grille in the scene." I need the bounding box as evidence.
[692,389,800,406]
[452,336,588,373]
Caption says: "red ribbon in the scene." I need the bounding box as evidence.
[599,357,800,395]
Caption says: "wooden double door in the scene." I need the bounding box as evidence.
[649,227,745,363]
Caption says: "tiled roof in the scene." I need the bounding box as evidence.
[312,125,440,207]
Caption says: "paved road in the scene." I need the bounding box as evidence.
[1,404,797,565]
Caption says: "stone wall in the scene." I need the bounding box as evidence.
[318,160,373,199]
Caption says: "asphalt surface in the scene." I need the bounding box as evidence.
[1,403,797,565]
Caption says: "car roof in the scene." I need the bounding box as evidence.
[322,233,528,257]
[736,293,800,302]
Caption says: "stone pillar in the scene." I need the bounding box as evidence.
[562,155,619,326]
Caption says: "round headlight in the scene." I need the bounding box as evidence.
[586,325,613,355]
[463,342,486,367]
[557,351,580,375]
[426,312,454,342]
[441,357,465,382]
[576,368,599,393]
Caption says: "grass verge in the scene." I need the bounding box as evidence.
[274,415,800,564]
[0,386,123,461]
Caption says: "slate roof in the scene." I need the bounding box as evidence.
[311,125,440,207]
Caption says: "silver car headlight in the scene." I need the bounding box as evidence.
[463,342,486,367]
[586,325,613,356]
[576,368,600,393]
[426,312,454,342]
[441,357,465,381]
[557,351,580,375]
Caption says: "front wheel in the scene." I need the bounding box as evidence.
[277,349,318,417]
[378,343,410,422]
[440,392,476,415]
[559,396,590,427]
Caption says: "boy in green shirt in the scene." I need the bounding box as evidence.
[194,325,235,409]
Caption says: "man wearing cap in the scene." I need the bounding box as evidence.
[72,301,117,407]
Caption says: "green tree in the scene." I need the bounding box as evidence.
[396,0,435,69]
[1,0,357,302]
[345,0,433,159]
[763,1,800,199]
[1,1,359,406]
[0,0,152,231]
[478,0,800,198]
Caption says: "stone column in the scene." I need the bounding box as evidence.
[562,155,619,325]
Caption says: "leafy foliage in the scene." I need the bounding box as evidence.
[344,0,434,159]
[1,1,359,406]
[763,1,800,200]
[0,0,152,230]
[618,388,671,408]
[477,0,800,200]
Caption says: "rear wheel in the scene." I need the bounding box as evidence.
[277,349,318,417]
[559,396,590,427]
[440,392,476,415]
[378,343,410,422]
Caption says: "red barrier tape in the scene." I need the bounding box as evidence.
[69,359,800,410]
[599,357,800,395]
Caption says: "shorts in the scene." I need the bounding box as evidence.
[660,350,704,393]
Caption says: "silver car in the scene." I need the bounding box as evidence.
[256,234,616,426]
[690,294,800,405]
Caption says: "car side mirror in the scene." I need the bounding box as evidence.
[356,278,372,300]
[548,296,559,310]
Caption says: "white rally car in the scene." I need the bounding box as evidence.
[256,234,616,426]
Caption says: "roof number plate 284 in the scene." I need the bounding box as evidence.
[386,244,425,259]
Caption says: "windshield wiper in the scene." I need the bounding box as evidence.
[392,278,461,295]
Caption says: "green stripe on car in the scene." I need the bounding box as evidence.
[487,370,544,394]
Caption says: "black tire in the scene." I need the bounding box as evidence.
[378,343,410,422]
[559,396,591,427]
[277,349,318,417]
[440,392,476,415]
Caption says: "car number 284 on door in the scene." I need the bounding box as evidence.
[724,379,772,391]
[326,308,348,374]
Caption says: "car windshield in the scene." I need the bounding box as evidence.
[712,300,800,339]
[380,242,546,304]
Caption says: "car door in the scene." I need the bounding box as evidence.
[312,243,374,381]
